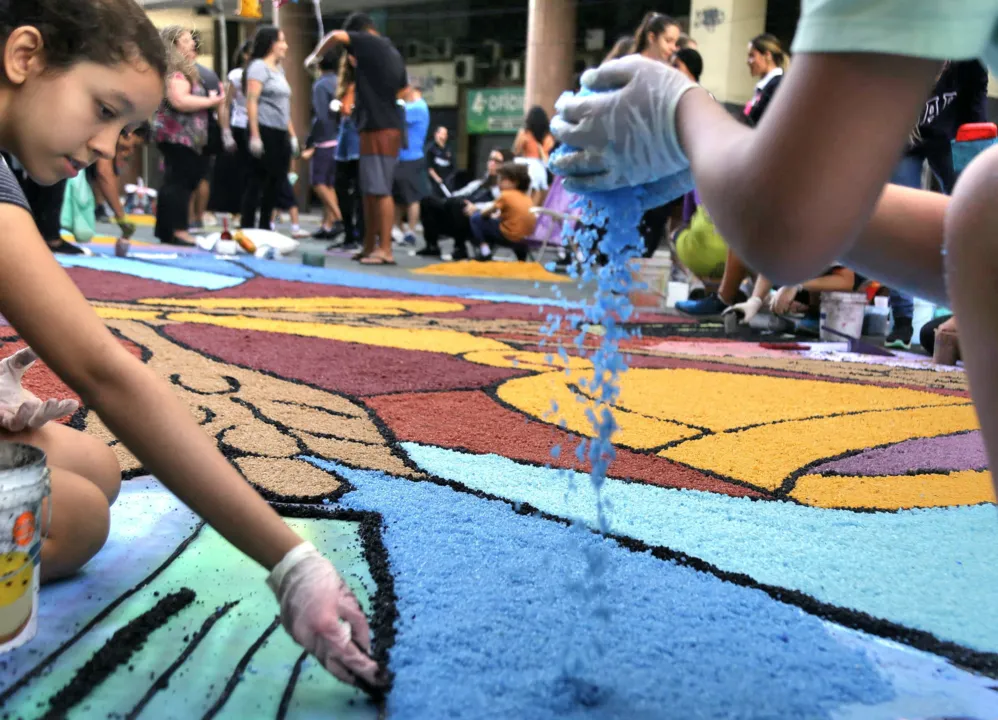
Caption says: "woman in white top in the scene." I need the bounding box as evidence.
[209,40,252,217]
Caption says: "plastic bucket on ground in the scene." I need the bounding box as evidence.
[0,444,49,654]
[819,292,867,341]
[630,256,671,310]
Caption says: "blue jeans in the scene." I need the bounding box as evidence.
[469,212,528,260]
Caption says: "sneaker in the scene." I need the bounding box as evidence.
[403,232,418,246]
[391,226,405,244]
[313,227,333,240]
[47,238,92,255]
[675,293,729,316]
[885,322,913,350]
[291,227,311,239]
[416,246,440,258]
[328,221,345,238]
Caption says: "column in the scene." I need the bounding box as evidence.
[279,2,313,208]
[524,0,576,116]
[690,0,767,107]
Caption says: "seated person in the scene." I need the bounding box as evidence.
[672,189,728,285]
[466,162,536,262]
[725,266,858,324]
[418,149,510,259]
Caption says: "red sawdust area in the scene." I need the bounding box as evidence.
[67,267,193,301]
[0,337,145,420]
[366,389,764,498]
[164,323,533,396]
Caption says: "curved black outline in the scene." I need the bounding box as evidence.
[201,616,282,720]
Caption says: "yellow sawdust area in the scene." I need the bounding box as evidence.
[142,296,467,316]
[96,307,162,321]
[86,319,421,498]
[413,260,571,283]
[464,349,591,373]
[662,404,979,491]
[497,371,699,450]
[125,214,156,226]
[162,312,510,355]
[615,368,967,431]
[61,233,155,246]
[791,470,996,509]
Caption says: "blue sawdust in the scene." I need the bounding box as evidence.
[311,458,895,719]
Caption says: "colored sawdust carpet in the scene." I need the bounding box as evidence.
[3,251,996,719]
[412,258,571,282]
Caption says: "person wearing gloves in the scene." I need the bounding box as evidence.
[550,1,998,493]
[0,0,382,691]
[94,127,145,256]
[309,50,344,240]
[209,40,253,223]
[241,27,300,231]
[724,266,858,325]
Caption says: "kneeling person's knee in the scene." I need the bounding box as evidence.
[41,468,111,583]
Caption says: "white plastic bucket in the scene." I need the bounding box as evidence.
[819,292,867,341]
[630,256,671,310]
[0,444,49,654]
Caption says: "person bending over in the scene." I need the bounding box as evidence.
[466,162,536,262]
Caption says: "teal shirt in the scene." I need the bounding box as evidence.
[792,0,998,73]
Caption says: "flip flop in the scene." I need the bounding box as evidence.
[359,256,397,266]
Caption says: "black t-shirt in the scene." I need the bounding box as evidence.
[744,73,782,128]
[426,142,454,182]
[907,60,989,190]
[348,31,406,132]
[197,64,223,155]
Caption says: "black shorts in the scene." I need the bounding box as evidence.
[392,159,429,205]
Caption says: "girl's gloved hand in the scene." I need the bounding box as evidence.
[0,348,79,432]
[222,128,237,153]
[550,54,699,192]
[722,296,763,325]
[290,136,300,158]
[772,284,804,315]
[268,542,384,692]
[249,136,264,158]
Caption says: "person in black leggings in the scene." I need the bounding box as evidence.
[153,26,224,245]
[241,27,298,230]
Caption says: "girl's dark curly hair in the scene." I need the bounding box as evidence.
[0,0,167,79]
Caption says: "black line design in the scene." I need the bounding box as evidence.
[124,600,238,720]
[0,524,206,706]
[275,651,309,720]
[201,616,282,720]
[40,589,196,719]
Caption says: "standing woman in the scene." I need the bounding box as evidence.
[744,33,787,127]
[208,40,252,221]
[242,27,299,230]
[333,53,363,249]
[153,25,224,246]
[512,106,555,205]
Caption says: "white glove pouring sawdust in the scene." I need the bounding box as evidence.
[267,542,384,692]
[550,54,699,192]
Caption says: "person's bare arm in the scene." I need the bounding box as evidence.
[0,206,301,569]
[751,274,773,300]
[246,78,263,140]
[801,267,855,293]
[305,30,350,67]
[675,53,942,286]
[166,74,221,113]
[218,79,235,134]
[512,129,526,156]
[94,158,125,220]
[428,168,443,184]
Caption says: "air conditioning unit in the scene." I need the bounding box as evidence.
[434,37,453,61]
[454,54,475,84]
[477,40,503,67]
[403,39,424,63]
[501,59,523,83]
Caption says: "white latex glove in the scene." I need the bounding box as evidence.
[222,128,237,153]
[722,296,763,325]
[549,54,699,192]
[290,135,300,158]
[0,348,79,433]
[329,98,342,114]
[249,135,264,158]
[772,284,803,315]
[268,542,384,692]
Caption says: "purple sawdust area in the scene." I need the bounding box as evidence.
[814,433,987,476]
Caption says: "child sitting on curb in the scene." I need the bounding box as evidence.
[465,162,536,262]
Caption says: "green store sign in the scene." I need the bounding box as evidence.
[466,87,525,134]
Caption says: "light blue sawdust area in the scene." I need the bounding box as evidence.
[1,477,378,720]
[56,255,244,289]
[238,255,580,306]
[310,457,998,720]
[400,443,998,656]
